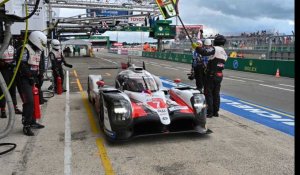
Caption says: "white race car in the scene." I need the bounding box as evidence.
[87,63,211,141]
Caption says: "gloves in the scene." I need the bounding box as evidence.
[192,42,199,49]
[187,71,194,80]
[64,63,73,68]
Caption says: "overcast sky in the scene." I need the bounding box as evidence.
[57,0,294,42]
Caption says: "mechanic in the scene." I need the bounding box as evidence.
[16,31,47,136]
[49,39,73,93]
[37,50,47,104]
[190,40,205,92]
[0,39,23,118]
[204,35,228,118]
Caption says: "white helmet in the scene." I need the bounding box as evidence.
[28,31,47,51]
[51,39,61,50]
[204,39,212,46]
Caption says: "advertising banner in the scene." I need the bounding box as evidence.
[155,0,178,19]
[87,9,131,17]
[175,25,203,42]
[128,16,146,24]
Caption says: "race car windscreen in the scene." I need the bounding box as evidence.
[125,76,158,92]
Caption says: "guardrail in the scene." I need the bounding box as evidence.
[142,51,294,78]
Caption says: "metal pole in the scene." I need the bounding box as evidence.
[267,36,272,59]
[169,0,193,44]
[177,15,193,44]
[0,22,12,58]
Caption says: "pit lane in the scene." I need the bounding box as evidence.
[0,52,294,175]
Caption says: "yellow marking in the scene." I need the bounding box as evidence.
[75,70,115,175]
[105,73,111,76]
[76,79,83,92]
[96,138,115,175]
[73,70,78,78]
[239,100,294,118]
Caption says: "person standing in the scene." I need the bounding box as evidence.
[204,35,228,118]
[16,31,47,136]
[37,50,47,104]
[49,39,73,93]
[0,40,22,118]
[190,40,205,92]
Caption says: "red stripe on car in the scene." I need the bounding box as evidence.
[131,102,147,118]
[169,91,193,113]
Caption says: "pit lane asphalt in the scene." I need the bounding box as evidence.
[0,52,294,175]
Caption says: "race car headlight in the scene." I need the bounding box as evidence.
[192,94,206,113]
[112,100,132,123]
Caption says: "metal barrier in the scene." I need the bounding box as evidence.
[142,51,295,78]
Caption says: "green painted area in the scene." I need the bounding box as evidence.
[142,52,294,78]
[226,58,294,78]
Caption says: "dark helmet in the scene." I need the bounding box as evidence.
[214,35,226,46]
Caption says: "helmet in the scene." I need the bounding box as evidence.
[51,39,61,50]
[28,31,47,51]
[204,39,212,46]
[214,35,226,46]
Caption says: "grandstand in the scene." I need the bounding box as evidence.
[164,31,295,60]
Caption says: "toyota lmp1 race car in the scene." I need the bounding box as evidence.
[87,62,211,141]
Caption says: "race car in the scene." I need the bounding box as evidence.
[87,63,211,141]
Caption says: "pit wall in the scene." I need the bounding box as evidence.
[142,51,294,78]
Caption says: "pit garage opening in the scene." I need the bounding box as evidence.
[61,39,93,57]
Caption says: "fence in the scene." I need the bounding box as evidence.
[165,35,295,60]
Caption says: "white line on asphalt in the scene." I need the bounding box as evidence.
[177,67,190,71]
[228,76,264,82]
[223,77,246,82]
[101,58,117,65]
[164,67,179,70]
[64,71,72,175]
[259,84,294,92]
[279,84,294,88]
[149,64,162,67]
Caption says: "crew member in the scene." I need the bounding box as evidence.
[16,31,47,136]
[37,50,47,104]
[0,40,22,118]
[49,39,73,93]
[204,35,227,118]
[190,40,205,92]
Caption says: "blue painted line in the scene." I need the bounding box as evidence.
[160,77,294,136]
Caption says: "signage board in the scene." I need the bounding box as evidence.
[154,20,176,39]
[87,9,131,17]
[128,16,146,24]
[175,25,203,42]
[11,1,47,34]
[113,43,123,47]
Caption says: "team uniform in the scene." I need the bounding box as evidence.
[0,45,22,118]
[205,46,227,117]
[16,31,47,136]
